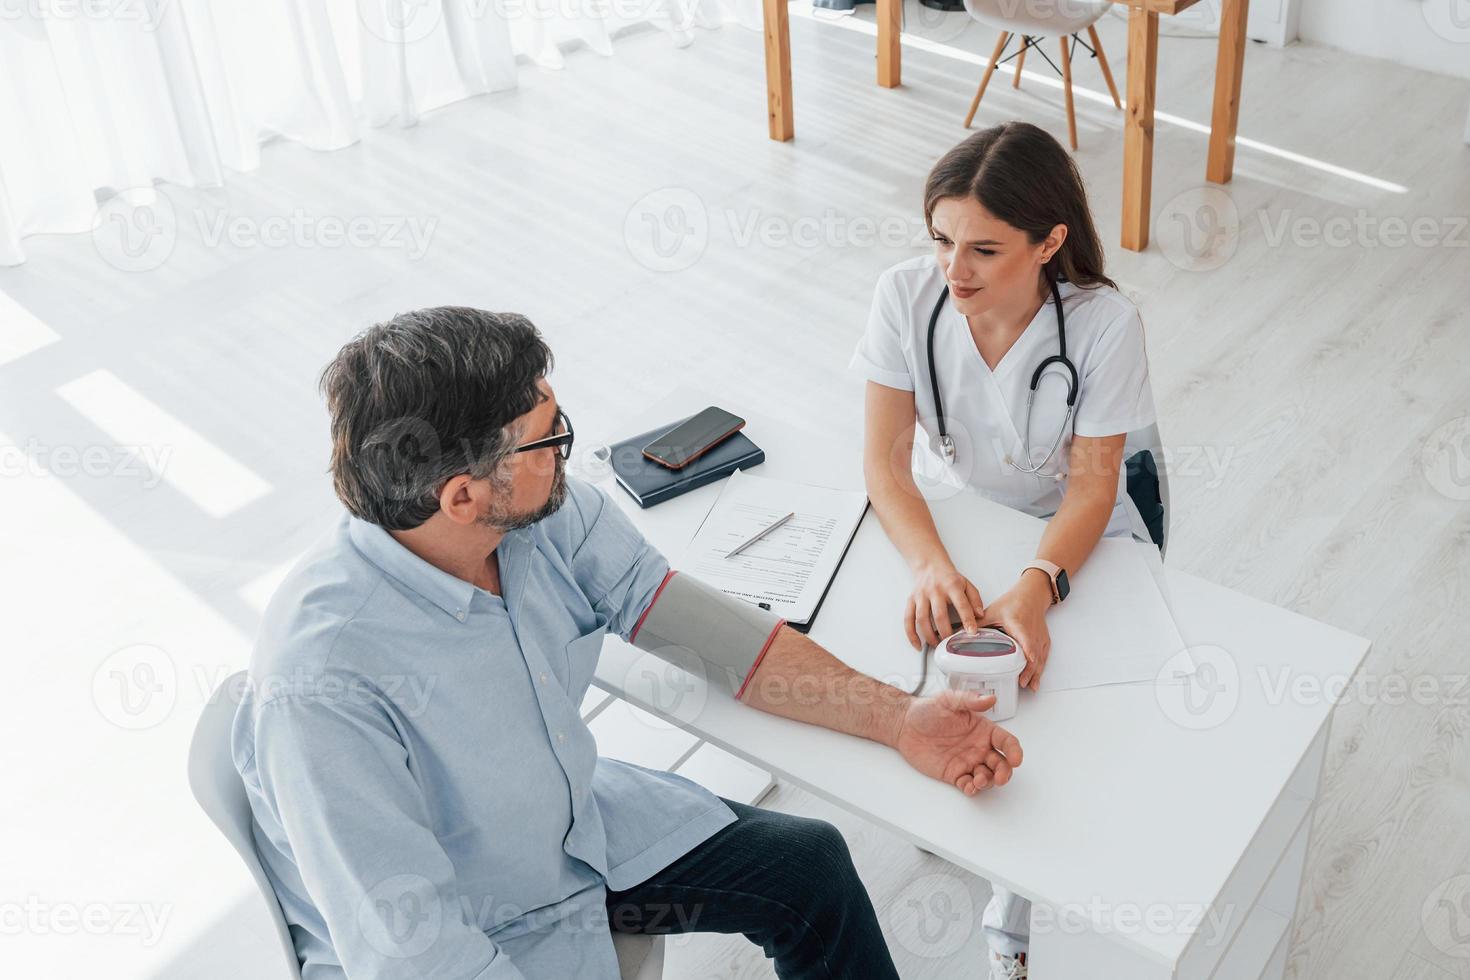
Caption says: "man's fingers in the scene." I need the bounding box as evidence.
[948,689,997,714]
[990,725,1023,767]
[984,750,1012,786]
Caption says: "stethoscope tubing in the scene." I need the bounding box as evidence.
[927,273,1080,473]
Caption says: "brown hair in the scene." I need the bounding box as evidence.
[923,121,1114,290]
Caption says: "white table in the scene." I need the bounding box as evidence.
[591,396,1370,979]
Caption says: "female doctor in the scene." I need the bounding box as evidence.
[849,121,1157,980]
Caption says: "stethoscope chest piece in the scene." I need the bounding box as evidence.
[938,434,956,462]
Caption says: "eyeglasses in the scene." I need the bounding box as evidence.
[511,408,574,460]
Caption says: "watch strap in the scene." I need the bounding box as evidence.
[1023,559,1065,605]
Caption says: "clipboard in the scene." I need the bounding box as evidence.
[680,471,870,633]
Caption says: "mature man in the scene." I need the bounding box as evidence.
[234,307,1023,979]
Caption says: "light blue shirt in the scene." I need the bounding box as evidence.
[233,479,737,980]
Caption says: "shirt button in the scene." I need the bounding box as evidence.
[556,732,566,744]
[539,672,549,684]
[455,610,466,621]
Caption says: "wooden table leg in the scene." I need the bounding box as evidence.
[1120,7,1158,252]
[1206,0,1249,182]
[877,0,901,88]
[764,0,793,140]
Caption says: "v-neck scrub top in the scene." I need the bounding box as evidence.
[849,256,1157,539]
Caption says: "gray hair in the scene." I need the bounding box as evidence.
[319,307,553,529]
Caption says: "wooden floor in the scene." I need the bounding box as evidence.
[3,5,1468,979]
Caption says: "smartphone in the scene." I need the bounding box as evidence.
[642,407,745,470]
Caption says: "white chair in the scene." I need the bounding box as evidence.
[188,672,665,980]
[961,0,1122,149]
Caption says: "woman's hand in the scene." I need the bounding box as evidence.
[982,570,1054,690]
[905,561,985,651]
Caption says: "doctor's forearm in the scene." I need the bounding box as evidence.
[1034,488,1112,575]
[865,468,952,573]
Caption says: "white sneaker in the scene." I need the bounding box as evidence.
[988,950,1027,980]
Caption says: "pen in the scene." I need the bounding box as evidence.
[725,511,795,559]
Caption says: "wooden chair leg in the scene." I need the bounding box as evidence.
[1089,24,1122,109]
[1060,34,1077,150]
[1014,36,1027,88]
[965,31,1010,128]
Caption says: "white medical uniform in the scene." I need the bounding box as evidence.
[849,255,1157,541]
[850,255,1159,961]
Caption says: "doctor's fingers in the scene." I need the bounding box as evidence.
[903,597,922,651]
[948,582,982,634]
[905,595,937,650]
[963,580,986,626]
[929,594,957,645]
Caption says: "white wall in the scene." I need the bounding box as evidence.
[1298,0,1470,80]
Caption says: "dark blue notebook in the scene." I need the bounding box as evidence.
[611,416,764,508]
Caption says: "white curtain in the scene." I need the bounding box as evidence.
[0,0,759,265]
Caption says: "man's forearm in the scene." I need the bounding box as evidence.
[739,626,913,747]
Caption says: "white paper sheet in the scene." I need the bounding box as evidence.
[925,494,1188,692]
[681,470,869,625]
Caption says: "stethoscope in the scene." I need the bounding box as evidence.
[926,273,1079,474]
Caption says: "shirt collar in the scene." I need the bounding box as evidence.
[347,516,482,622]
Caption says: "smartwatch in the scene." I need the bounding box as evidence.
[1022,559,1070,605]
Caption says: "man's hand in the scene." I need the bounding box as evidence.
[894,690,1022,796]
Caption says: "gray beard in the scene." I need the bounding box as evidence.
[477,456,568,532]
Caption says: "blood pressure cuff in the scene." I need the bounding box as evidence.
[629,571,785,700]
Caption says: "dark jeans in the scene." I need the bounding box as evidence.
[604,799,899,980]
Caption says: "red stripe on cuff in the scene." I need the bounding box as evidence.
[735,620,787,701]
[628,569,677,644]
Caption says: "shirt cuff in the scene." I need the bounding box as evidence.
[1072,414,1157,439]
[848,351,915,392]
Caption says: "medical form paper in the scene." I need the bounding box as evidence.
[681,469,869,627]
